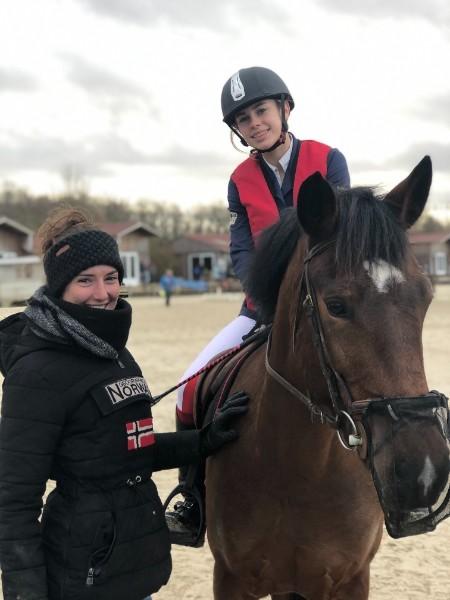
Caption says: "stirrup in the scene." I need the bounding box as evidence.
[163,483,205,548]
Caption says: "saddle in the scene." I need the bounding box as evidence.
[193,325,271,428]
[164,325,271,548]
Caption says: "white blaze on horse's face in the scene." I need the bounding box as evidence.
[418,455,437,496]
[363,260,405,293]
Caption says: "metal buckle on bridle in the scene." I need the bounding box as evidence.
[336,410,363,450]
[303,293,313,311]
[310,404,326,425]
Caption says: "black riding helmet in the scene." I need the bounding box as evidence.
[221,66,294,125]
[221,67,295,152]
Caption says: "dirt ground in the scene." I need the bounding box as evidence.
[0,285,449,599]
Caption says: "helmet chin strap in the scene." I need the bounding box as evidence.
[231,94,289,155]
[255,130,287,154]
[230,126,249,148]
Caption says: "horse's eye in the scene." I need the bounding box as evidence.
[325,299,348,318]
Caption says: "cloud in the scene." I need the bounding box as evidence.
[0,68,38,93]
[389,142,450,172]
[351,142,450,173]
[410,93,450,126]
[0,133,151,177]
[60,53,159,117]
[428,188,450,206]
[142,145,232,173]
[77,0,289,29]
[315,0,450,26]
[0,134,231,180]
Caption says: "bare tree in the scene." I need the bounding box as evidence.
[60,164,89,199]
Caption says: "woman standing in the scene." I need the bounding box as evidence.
[0,208,247,600]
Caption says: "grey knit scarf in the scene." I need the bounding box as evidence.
[24,286,118,359]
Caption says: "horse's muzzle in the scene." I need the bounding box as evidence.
[357,391,450,538]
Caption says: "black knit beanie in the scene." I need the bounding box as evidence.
[43,229,125,297]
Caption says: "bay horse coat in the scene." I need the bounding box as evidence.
[206,157,443,600]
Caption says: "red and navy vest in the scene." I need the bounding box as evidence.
[231,139,331,239]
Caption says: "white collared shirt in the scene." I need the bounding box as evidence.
[262,135,293,186]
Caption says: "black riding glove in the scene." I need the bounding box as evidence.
[199,390,249,457]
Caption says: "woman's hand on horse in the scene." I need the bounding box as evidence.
[199,391,249,456]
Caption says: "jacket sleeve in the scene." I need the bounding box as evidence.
[152,431,201,472]
[0,369,65,600]
[326,148,350,188]
[228,179,255,289]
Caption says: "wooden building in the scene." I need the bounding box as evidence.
[409,230,450,278]
[0,217,158,305]
[0,216,42,305]
[97,221,158,286]
[172,233,231,280]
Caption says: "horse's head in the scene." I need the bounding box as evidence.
[296,157,433,401]
[247,156,450,538]
[297,157,450,537]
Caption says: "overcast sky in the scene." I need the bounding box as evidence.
[0,0,449,211]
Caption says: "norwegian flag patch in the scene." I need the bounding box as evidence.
[126,418,155,450]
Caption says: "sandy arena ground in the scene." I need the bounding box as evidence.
[0,286,449,599]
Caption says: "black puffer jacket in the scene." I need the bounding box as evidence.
[0,301,200,600]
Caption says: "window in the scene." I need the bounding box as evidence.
[434,252,447,276]
[189,253,215,280]
[120,252,141,286]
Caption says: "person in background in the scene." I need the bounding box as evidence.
[159,268,175,306]
[0,208,248,600]
[166,66,350,544]
[192,264,203,281]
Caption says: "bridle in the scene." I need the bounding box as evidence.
[265,239,362,449]
[264,239,447,452]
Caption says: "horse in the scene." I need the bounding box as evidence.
[204,156,450,600]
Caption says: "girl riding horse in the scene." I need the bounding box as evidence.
[168,66,350,542]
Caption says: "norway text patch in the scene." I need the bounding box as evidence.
[105,376,151,405]
[126,418,155,450]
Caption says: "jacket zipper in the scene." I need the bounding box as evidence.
[86,567,95,586]
[86,519,117,586]
[86,565,104,586]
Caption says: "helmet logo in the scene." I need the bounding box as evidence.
[230,72,245,102]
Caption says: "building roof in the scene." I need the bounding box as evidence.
[31,220,158,254]
[176,233,229,253]
[0,216,33,237]
[98,221,158,238]
[408,231,450,244]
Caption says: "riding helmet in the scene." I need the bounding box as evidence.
[221,66,295,126]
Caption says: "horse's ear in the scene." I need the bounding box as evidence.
[384,156,432,229]
[297,172,337,241]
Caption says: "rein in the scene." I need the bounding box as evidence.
[264,334,336,426]
[264,239,365,449]
[151,325,270,406]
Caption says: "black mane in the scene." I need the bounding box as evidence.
[246,186,408,323]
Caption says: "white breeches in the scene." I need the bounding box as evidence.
[176,315,256,415]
